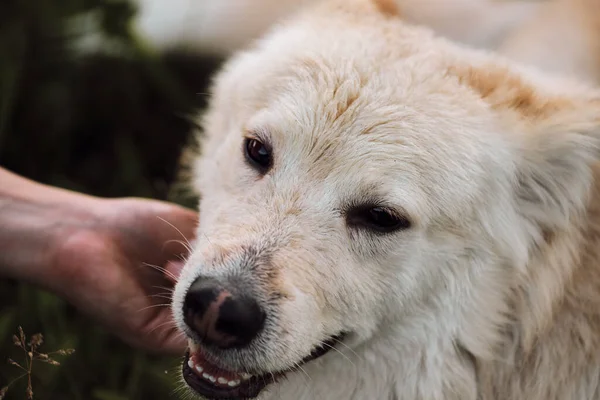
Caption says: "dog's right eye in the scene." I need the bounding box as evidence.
[346,206,411,234]
[244,137,272,173]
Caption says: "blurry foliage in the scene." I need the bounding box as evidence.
[0,0,223,398]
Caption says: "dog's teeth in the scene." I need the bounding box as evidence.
[202,373,216,383]
[187,355,246,386]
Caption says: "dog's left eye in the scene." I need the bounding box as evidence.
[244,137,272,173]
[346,206,411,233]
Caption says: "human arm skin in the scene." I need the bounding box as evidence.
[0,167,198,354]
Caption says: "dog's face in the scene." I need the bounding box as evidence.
[171,1,600,399]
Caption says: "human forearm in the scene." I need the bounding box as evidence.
[0,168,99,205]
[0,168,101,284]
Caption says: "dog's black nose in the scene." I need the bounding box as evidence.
[183,277,266,349]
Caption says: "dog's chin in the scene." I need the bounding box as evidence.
[181,333,347,400]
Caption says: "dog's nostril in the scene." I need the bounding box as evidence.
[183,280,220,322]
[216,295,266,347]
[183,277,266,349]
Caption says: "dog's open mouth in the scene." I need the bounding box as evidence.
[182,333,346,399]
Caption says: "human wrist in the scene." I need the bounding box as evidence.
[0,168,104,286]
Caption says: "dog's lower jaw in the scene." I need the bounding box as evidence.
[255,333,478,400]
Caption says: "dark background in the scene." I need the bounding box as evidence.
[0,0,224,398]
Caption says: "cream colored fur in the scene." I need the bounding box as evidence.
[161,0,600,399]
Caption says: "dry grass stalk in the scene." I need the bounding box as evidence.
[1,326,75,399]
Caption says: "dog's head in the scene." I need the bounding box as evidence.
[171,0,600,398]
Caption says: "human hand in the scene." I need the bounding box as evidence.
[0,169,197,354]
[47,197,198,354]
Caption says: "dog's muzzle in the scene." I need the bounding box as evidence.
[179,276,347,399]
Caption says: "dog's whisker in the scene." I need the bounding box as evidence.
[274,341,313,387]
[151,285,175,293]
[291,360,312,386]
[163,328,187,343]
[165,238,193,254]
[143,262,179,282]
[157,215,195,249]
[143,291,173,301]
[146,319,180,335]
[332,338,362,361]
[322,341,357,369]
[144,290,173,297]
[136,303,171,313]
[148,294,173,301]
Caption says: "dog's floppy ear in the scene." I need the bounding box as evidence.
[455,65,600,236]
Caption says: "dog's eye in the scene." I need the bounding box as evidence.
[244,138,272,172]
[346,206,411,233]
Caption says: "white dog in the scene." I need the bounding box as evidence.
[136,0,600,398]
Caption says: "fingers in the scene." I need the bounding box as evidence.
[150,203,197,285]
[134,309,188,355]
[139,326,188,355]
[145,201,199,265]
[120,323,187,356]
[159,328,188,355]
[167,205,199,244]
[156,203,198,239]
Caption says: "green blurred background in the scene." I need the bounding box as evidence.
[0,0,223,398]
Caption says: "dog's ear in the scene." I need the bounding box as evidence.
[515,110,600,236]
[456,65,600,235]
